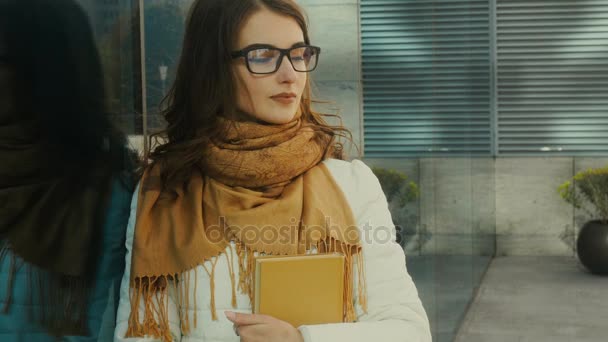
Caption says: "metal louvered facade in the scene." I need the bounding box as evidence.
[496,0,608,155]
[361,0,492,157]
[362,0,608,157]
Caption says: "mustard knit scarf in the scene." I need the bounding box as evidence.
[127,116,368,341]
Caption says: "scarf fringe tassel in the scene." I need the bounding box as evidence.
[125,237,367,341]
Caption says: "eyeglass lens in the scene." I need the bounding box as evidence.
[246,46,318,73]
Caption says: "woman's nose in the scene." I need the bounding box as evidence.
[275,55,297,83]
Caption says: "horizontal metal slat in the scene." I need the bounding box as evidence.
[363,108,490,114]
[499,111,608,117]
[362,23,488,32]
[497,0,608,8]
[365,122,490,129]
[498,7,608,14]
[363,30,489,38]
[498,40,608,48]
[499,126,608,132]
[498,93,608,99]
[497,21,608,28]
[362,1,488,11]
[363,14,489,25]
[497,14,608,21]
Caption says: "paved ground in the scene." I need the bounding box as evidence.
[454,256,608,342]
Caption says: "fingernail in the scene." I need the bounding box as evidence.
[224,311,235,320]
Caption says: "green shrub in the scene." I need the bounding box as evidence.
[371,167,419,207]
[558,166,608,224]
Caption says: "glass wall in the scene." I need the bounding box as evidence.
[360,156,495,342]
[77,0,192,147]
[77,0,141,134]
[142,0,189,131]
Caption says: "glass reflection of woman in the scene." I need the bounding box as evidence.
[0,0,135,340]
[115,1,431,341]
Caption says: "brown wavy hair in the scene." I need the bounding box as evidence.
[147,0,355,193]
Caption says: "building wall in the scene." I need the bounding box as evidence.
[296,0,608,257]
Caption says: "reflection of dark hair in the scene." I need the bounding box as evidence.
[0,0,136,336]
[0,0,135,178]
[148,0,353,194]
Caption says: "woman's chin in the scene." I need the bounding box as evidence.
[260,111,298,125]
[235,105,299,125]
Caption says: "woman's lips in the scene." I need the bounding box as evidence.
[271,93,297,104]
[271,96,296,104]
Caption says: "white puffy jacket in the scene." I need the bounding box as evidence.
[114,159,432,342]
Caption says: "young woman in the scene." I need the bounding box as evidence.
[115,0,431,341]
[0,0,135,340]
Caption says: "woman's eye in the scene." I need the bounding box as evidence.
[249,56,274,64]
[248,49,277,64]
[291,48,313,62]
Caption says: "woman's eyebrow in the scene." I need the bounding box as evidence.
[241,41,307,50]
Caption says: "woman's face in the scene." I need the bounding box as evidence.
[233,8,307,124]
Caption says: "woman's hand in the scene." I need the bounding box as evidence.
[225,311,304,342]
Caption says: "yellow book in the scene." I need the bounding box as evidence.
[253,253,345,328]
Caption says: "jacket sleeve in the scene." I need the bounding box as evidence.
[114,184,183,342]
[78,179,132,342]
[49,179,133,342]
[297,160,432,342]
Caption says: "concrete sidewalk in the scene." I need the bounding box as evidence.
[455,256,608,342]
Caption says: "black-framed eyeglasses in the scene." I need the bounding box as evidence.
[231,45,321,74]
